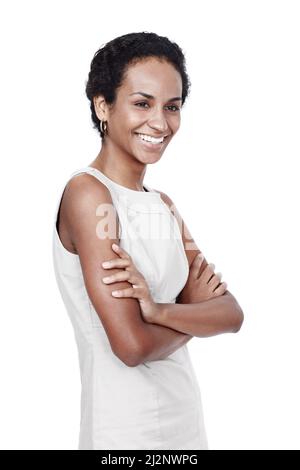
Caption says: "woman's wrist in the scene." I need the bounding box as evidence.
[148,302,167,325]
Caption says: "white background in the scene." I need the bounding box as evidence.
[0,0,299,450]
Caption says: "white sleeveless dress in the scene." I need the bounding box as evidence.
[52,166,208,450]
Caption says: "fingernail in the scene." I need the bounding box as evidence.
[112,290,120,296]
[102,261,111,268]
[102,277,110,282]
[112,243,119,249]
[198,253,204,259]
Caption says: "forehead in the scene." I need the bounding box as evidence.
[122,58,182,95]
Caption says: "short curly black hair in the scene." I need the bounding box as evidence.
[85,31,191,139]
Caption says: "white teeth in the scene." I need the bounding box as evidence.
[138,133,164,144]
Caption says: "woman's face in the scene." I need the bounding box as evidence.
[94,57,183,165]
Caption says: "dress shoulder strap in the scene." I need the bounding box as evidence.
[69,166,116,192]
[53,166,118,234]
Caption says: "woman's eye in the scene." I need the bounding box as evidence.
[167,105,180,112]
[135,102,149,108]
[134,102,180,112]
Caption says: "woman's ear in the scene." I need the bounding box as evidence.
[93,95,107,121]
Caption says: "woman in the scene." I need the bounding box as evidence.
[52,32,244,450]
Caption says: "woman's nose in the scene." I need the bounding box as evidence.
[148,111,168,133]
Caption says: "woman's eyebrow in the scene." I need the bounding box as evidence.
[129,92,182,102]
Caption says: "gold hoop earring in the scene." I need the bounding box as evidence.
[100,120,108,135]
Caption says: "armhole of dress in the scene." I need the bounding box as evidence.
[144,184,158,194]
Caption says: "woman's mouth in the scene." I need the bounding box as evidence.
[134,133,168,151]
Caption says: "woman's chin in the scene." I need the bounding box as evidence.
[135,151,163,164]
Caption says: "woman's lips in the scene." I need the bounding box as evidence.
[135,133,168,150]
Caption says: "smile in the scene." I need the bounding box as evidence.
[135,133,167,150]
[136,133,165,144]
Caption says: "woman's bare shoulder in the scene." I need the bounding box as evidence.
[57,173,114,254]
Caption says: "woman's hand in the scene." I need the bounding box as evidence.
[177,253,227,304]
[101,243,159,323]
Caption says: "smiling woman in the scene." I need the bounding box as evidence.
[89,54,185,168]
[52,31,243,451]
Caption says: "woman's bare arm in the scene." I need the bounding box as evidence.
[148,291,244,338]
[63,174,193,366]
[147,190,245,339]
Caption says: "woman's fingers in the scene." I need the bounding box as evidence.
[213,281,227,296]
[102,244,132,268]
[102,258,130,269]
[111,243,131,259]
[101,243,153,304]
[111,286,144,298]
[102,270,140,285]
[209,272,223,290]
[190,253,205,279]
[200,262,216,284]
